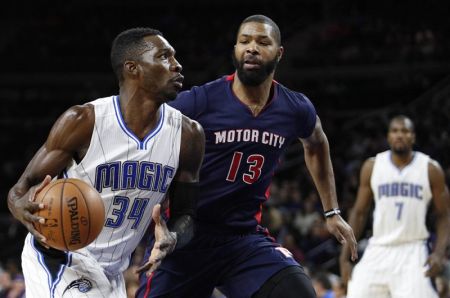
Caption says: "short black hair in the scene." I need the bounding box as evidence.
[110,27,162,82]
[389,115,415,132]
[240,15,281,45]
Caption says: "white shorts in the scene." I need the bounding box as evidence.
[21,234,126,298]
[347,241,438,298]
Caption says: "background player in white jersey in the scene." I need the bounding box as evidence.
[339,115,450,298]
[7,27,204,297]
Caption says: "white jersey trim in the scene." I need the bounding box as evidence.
[29,235,73,298]
[112,96,165,150]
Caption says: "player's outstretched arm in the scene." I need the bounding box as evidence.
[425,159,450,277]
[137,115,205,275]
[300,116,357,260]
[339,158,374,286]
[7,105,94,244]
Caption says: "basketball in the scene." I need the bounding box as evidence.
[33,178,105,251]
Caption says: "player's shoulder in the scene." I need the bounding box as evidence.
[48,101,95,146]
[361,157,376,174]
[276,82,310,102]
[190,75,228,92]
[275,82,315,110]
[78,95,117,118]
[364,156,376,165]
[426,156,446,186]
[164,103,183,118]
[370,150,393,168]
[177,76,227,101]
[363,156,376,165]
[409,151,440,171]
[180,114,205,158]
[88,95,115,105]
[205,75,230,88]
[181,114,204,138]
[427,156,444,175]
[61,102,95,124]
[373,150,391,161]
[196,75,229,97]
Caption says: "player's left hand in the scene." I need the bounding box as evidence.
[326,215,358,261]
[136,204,177,276]
[424,252,445,277]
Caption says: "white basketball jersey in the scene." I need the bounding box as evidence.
[64,95,182,275]
[369,150,432,245]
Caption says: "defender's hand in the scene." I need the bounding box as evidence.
[326,215,358,261]
[424,252,445,277]
[136,204,177,276]
[339,257,354,287]
[11,175,51,244]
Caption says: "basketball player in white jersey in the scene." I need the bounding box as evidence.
[7,27,205,297]
[340,115,450,298]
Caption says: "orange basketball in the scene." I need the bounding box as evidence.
[33,178,105,251]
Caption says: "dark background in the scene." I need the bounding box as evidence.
[1,0,450,292]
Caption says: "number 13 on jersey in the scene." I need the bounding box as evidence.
[226,151,265,184]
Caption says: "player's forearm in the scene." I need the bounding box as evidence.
[340,208,368,260]
[433,213,450,256]
[167,214,195,249]
[303,138,338,211]
[7,179,31,215]
[168,181,198,249]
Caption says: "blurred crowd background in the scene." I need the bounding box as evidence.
[1,0,449,297]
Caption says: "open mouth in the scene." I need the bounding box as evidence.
[243,60,261,70]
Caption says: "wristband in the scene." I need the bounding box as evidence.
[324,208,341,218]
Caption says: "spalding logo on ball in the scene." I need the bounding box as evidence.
[33,178,105,251]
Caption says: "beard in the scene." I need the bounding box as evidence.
[391,144,411,155]
[232,53,279,86]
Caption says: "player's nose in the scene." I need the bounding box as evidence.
[245,41,259,55]
[171,58,182,73]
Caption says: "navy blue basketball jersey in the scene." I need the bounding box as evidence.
[169,74,316,232]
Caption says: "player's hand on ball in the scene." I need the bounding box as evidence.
[136,204,177,276]
[11,175,51,245]
[424,252,445,277]
[326,215,358,261]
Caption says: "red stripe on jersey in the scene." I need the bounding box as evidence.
[164,207,170,218]
[265,185,271,199]
[144,272,155,298]
[254,184,271,223]
[254,205,262,223]
[263,226,276,242]
[226,73,235,81]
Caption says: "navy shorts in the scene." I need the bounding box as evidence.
[136,229,300,298]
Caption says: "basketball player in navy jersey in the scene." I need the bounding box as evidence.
[340,115,449,298]
[7,28,204,297]
[136,15,357,298]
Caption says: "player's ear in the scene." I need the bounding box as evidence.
[277,46,284,62]
[124,60,138,78]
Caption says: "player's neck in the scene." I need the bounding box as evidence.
[391,150,414,168]
[232,73,273,107]
[118,88,162,140]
